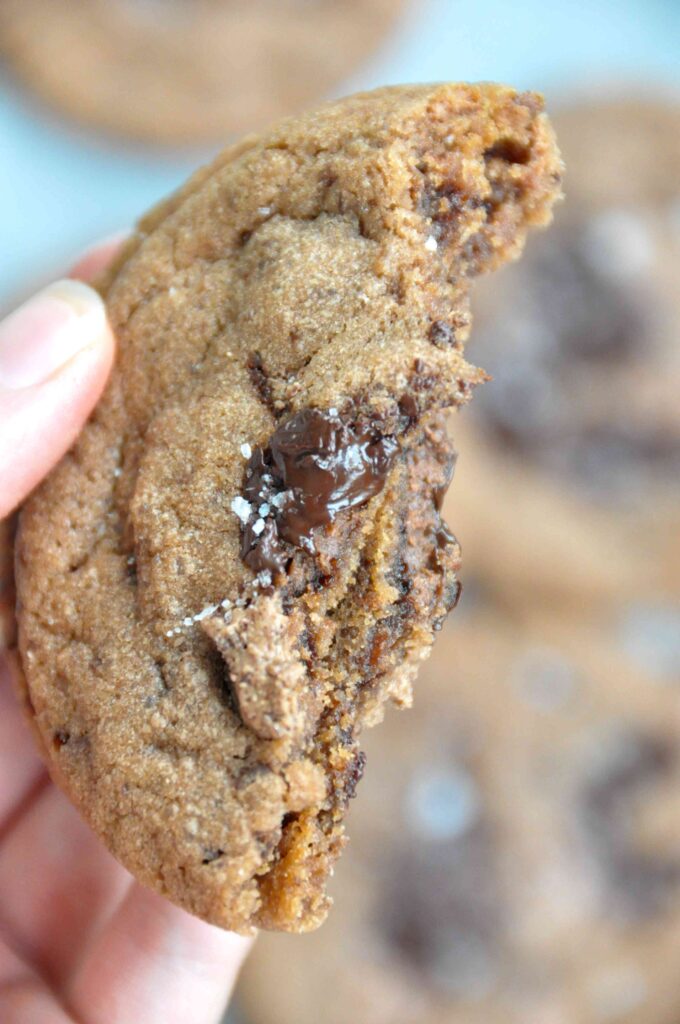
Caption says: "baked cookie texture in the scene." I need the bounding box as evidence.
[240,589,680,1024]
[453,99,680,615]
[0,0,403,144]
[15,84,561,933]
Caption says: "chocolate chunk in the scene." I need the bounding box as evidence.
[242,517,288,578]
[428,522,457,568]
[247,351,274,412]
[345,750,367,801]
[579,731,680,920]
[239,408,399,577]
[428,320,456,348]
[398,393,419,424]
[484,138,531,165]
[383,816,502,995]
[433,478,451,512]
[473,221,666,492]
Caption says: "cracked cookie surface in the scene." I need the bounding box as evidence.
[16,84,561,932]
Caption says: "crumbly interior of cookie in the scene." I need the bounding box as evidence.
[16,84,561,932]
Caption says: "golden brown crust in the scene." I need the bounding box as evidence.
[16,84,561,932]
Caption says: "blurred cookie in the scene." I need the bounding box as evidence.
[239,600,680,1023]
[453,98,680,615]
[0,0,404,144]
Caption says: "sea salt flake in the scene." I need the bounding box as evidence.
[252,518,265,536]
[258,503,270,517]
[582,208,655,280]
[425,235,438,252]
[230,496,252,523]
[240,443,252,459]
[194,603,218,622]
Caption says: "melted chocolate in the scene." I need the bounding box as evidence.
[240,408,399,577]
[427,450,461,613]
[344,750,367,801]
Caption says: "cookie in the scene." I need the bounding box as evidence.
[15,84,561,932]
[240,598,680,1023]
[0,516,16,651]
[0,0,404,144]
[453,98,680,615]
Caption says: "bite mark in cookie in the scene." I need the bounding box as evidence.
[16,84,561,932]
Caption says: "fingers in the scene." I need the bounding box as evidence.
[0,234,126,807]
[0,279,115,518]
[0,653,45,838]
[1,233,250,1022]
[0,936,72,1024]
[68,233,129,284]
[69,885,253,1024]
[0,782,131,988]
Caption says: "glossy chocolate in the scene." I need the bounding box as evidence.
[239,408,399,577]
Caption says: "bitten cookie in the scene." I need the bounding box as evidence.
[241,596,680,1023]
[15,84,561,933]
[0,0,403,144]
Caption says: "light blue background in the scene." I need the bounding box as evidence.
[1,0,679,312]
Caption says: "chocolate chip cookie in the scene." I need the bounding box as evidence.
[0,0,404,144]
[454,98,680,615]
[15,84,561,932]
[240,596,680,1022]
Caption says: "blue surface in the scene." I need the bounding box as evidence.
[1,0,679,311]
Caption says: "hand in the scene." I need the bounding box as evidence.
[0,241,251,1024]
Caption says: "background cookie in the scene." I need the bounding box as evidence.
[452,99,680,621]
[239,591,680,1024]
[0,0,405,145]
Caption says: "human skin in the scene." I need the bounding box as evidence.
[0,239,251,1024]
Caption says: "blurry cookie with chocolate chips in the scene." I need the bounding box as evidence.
[454,99,680,631]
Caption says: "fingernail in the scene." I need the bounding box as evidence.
[0,279,107,390]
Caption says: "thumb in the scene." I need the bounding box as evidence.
[0,280,115,518]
